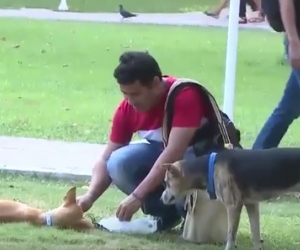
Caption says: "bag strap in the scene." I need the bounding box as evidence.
[162,78,232,148]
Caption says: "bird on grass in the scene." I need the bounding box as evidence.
[119,4,137,19]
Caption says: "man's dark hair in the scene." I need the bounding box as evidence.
[113,51,162,86]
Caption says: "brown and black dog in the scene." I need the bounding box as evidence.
[161,147,300,250]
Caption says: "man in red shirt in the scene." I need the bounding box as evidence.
[77,51,239,231]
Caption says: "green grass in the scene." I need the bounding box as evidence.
[0,173,299,249]
[0,18,299,250]
[0,19,295,148]
[0,0,218,13]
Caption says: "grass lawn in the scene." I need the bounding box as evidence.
[1,18,300,249]
[0,0,218,13]
[0,173,299,249]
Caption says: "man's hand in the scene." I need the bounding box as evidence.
[279,0,300,69]
[76,193,95,212]
[289,39,300,69]
[116,194,142,221]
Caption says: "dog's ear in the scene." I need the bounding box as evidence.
[63,187,76,205]
[162,163,181,178]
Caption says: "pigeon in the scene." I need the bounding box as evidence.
[119,4,137,19]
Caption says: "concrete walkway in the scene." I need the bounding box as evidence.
[0,136,106,179]
[0,8,272,31]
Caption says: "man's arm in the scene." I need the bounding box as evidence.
[133,87,204,199]
[279,0,299,42]
[88,102,133,202]
[87,141,123,202]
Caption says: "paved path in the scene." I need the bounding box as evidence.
[0,136,148,180]
[0,136,106,180]
[0,8,272,31]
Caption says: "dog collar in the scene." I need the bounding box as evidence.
[45,213,53,227]
[207,152,217,200]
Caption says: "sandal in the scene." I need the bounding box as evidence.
[239,17,247,24]
[248,11,265,23]
[204,11,219,18]
[248,16,265,23]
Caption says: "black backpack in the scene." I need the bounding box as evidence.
[262,0,300,33]
[261,0,284,32]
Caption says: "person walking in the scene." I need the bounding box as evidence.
[253,0,300,149]
[204,0,264,24]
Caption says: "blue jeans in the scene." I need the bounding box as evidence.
[106,140,195,219]
[252,40,300,148]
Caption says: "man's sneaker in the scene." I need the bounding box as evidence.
[153,214,182,232]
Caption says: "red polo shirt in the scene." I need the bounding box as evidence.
[109,76,210,144]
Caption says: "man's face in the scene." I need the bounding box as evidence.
[119,79,160,111]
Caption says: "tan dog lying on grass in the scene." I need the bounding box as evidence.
[0,187,94,231]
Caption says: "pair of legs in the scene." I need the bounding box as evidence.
[240,0,257,17]
[239,0,265,24]
[106,140,195,231]
[204,0,261,21]
[253,41,300,149]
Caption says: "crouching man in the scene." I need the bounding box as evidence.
[77,51,241,233]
